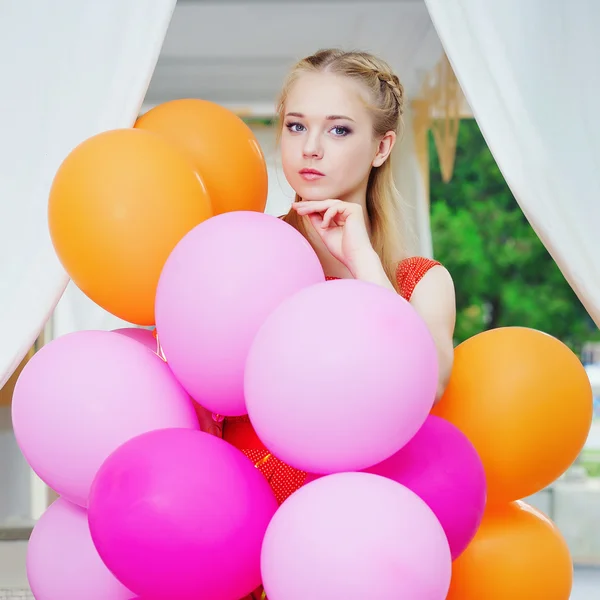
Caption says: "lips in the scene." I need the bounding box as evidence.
[299,168,325,181]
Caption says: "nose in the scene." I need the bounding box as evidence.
[302,133,323,160]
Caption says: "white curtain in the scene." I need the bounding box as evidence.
[424,0,600,326]
[0,0,177,386]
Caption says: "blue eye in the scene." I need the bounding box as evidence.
[331,125,351,137]
[285,122,305,133]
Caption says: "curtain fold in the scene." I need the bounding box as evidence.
[424,0,600,326]
[0,0,177,386]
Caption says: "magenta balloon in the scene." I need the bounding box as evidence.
[12,331,199,507]
[113,327,157,352]
[261,472,451,600]
[245,279,438,473]
[365,415,486,559]
[88,428,278,600]
[155,211,325,416]
[27,498,132,600]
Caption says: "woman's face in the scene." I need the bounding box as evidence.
[280,72,381,203]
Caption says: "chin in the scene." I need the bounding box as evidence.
[297,193,332,202]
[293,183,342,202]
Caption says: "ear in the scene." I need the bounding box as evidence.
[372,130,397,167]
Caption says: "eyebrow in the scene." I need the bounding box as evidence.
[285,112,356,122]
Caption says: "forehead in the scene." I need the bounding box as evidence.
[285,72,370,119]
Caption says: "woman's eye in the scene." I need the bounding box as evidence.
[285,122,305,133]
[331,126,350,137]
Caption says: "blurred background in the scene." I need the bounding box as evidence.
[1,0,599,597]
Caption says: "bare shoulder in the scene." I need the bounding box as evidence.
[408,264,456,400]
[409,265,456,325]
[412,264,455,298]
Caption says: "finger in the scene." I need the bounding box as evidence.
[293,201,324,215]
[292,199,341,214]
[321,205,345,229]
[308,212,323,230]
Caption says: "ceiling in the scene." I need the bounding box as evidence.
[143,0,447,115]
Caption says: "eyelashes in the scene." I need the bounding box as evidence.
[284,122,352,137]
[285,121,306,133]
[331,125,352,136]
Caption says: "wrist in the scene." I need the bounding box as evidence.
[347,248,382,279]
[347,248,396,292]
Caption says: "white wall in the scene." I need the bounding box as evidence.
[250,125,296,218]
[0,407,32,525]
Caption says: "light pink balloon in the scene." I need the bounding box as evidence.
[27,498,132,600]
[112,327,157,352]
[155,211,324,416]
[112,327,218,433]
[245,279,438,473]
[261,472,452,600]
[12,331,199,507]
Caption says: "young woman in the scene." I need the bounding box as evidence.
[220,48,457,513]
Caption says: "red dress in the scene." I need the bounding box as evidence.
[223,256,441,504]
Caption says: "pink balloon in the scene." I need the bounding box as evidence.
[112,327,219,433]
[27,498,132,600]
[12,331,199,507]
[261,472,451,600]
[88,428,278,600]
[155,211,324,416]
[113,327,157,352]
[365,415,486,559]
[245,279,438,473]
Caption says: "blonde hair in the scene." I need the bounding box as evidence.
[278,48,408,288]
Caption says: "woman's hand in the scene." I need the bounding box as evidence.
[292,200,373,275]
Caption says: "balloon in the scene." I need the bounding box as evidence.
[155,211,325,416]
[88,428,278,600]
[112,327,157,352]
[27,498,132,600]
[48,128,212,325]
[111,328,221,434]
[136,99,267,214]
[12,331,199,507]
[245,279,438,473]
[365,415,486,560]
[261,472,451,600]
[432,327,593,502]
[446,501,572,600]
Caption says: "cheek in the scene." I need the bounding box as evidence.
[331,141,374,181]
[280,138,299,173]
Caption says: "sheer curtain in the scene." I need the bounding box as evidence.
[0,0,176,386]
[424,0,600,325]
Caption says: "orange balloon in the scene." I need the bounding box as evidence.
[48,129,212,325]
[446,501,572,600]
[432,327,592,502]
[135,99,268,215]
